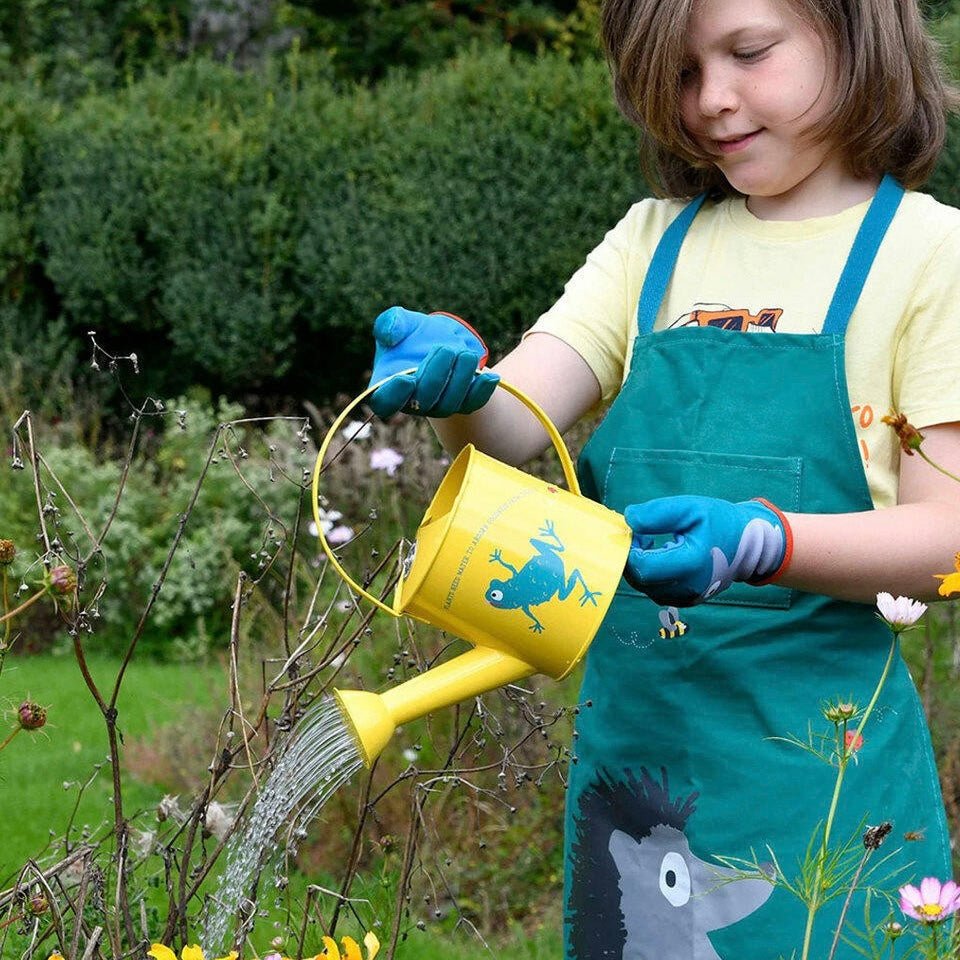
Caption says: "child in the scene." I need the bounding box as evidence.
[366,0,960,956]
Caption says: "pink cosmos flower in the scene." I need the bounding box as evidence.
[899,877,960,924]
[370,447,404,476]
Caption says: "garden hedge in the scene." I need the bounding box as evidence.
[4,38,960,405]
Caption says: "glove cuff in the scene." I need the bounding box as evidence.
[430,311,489,368]
[748,498,793,585]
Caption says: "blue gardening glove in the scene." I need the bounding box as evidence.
[623,496,792,607]
[367,305,500,418]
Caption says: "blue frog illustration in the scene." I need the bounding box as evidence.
[485,519,601,633]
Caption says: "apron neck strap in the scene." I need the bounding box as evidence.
[636,174,905,337]
[821,173,904,335]
[637,192,708,335]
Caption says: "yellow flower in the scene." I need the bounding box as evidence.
[47,954,66,960]
[148,946,238,960]
[318,932,380,960]
[935,553,960,598]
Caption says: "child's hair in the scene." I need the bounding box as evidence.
[601,0,960,197]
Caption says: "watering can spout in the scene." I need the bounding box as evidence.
[334,646,535,767]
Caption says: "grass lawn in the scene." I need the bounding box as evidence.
[0,653,562,957]
[0,651,224,876]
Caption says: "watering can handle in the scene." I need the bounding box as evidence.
[311,369,582,617]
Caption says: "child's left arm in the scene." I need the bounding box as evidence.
[782,421,960,602]
[623,422,960,605]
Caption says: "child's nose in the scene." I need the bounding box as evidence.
[696,65,739,117]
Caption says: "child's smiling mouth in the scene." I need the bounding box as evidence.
[713,130,763,154]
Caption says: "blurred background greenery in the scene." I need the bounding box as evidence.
[1,0,959,416]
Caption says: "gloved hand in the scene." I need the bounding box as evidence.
[367,305,500,418]
[623,496,792,607]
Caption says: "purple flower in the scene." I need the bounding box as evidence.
[327,525,354,545]
[370,447,404,476]
[899,877,960,923]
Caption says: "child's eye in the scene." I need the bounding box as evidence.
[734,44,772,63]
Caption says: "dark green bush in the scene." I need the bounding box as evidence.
[6,37,960,407]
[26,48,644,401]
[0,0,602,97]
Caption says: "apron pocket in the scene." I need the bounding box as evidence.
[602,447,802,610]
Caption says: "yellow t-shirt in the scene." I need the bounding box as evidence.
[529,191,960,508]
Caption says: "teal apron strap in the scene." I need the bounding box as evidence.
[636,174,904,338]
[637,193,707,335]
[821,173,904,335]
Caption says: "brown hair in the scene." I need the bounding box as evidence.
[601,0,960,197]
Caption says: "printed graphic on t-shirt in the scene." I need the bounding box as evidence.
[670,303,782,332]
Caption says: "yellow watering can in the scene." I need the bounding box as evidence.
[312,374,631,767]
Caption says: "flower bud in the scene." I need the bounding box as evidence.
[844,730,864,752]
[0,539,15,566]
[823,701,857,724]
[884,921,903,939]
[48,565,77,596]
[18,701,47,731]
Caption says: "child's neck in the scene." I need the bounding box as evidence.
[745,166,882,222]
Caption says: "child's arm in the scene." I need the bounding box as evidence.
[430,332,603,465]
[623,423,960,607]
[781,422,960,603]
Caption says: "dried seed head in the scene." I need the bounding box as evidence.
[26,893,48,916]
[17,701,47,731]
[863,821,892,850]
[881,411,925,455]
[0,539,15,566]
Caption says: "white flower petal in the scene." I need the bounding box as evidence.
[341,420,372,442]
[876,592,927,629]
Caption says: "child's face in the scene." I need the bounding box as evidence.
[679,0,843,208]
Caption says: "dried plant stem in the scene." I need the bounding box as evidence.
[826,846,871,960]
[0,587,45,624]
[329,764,379,936]
[387,793,424,960]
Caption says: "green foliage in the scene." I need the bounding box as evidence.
[0,393,297,658]
[284,0,601,84]
[2,23,960,405]
[0,0,602,98]
[0,0,191,97]
[21,48,644,400]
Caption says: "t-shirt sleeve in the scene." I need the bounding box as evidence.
[524,202,656,402]
[893,224,960,430]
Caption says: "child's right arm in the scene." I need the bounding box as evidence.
[367,306,601,466]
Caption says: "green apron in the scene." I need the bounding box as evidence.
[565,175,950,960]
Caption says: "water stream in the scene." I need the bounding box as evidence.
[204,696,364,953]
